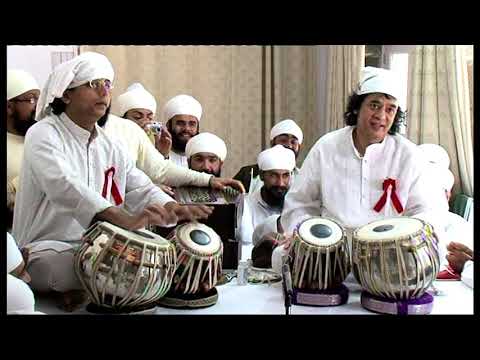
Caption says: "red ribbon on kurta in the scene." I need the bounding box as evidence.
[373,178,404,214]
[102,167,123,206]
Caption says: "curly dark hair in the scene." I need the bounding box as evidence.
[50,97,110,126]
[343,93,406,135]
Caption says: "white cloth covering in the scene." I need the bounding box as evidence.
[7,69,40,100]
[418,143,451,169]
[257,145,296,172]
[270,119,304,145]
[7,232,23,273]
[169,150,189,168]
[36,52,114,121]
[462,261,473,289]
[185,132,227,161]
[252,214,281,247]
[163,94,202,122]
[117,82,157,116]
[281,126,449,235]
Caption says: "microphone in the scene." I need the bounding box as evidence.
[281,258,293,315]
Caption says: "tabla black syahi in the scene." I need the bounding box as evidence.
[74,222,176,313]
[352,217,440,315]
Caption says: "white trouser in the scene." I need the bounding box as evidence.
[25,240,83,293]
[7,274,43,314]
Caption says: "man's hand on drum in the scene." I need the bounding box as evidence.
[164,202,213,222]
[277,233,294,250]
[209,176,246,194]
[132,203,179,229]
[446,242,473,273]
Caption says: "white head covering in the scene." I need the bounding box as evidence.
[163,94,202,122]
[257,145,296,171]
[418,143,451,169]
[117,82,157,116]
[270,119,303,145]
[185,132,227,161]
[427,164,455,192]
[36,52,114,121]
[7,69,40,100]
[356,66,403,108]
[7,232,23,273]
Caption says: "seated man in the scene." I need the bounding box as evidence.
[12,52,210,311]
[234,118,303,193]
[7,69,41,195]
[185,132,227,176]
[237,145,296,259]
[163,94,202,167]
[251,214,285,268]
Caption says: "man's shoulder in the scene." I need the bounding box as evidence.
[106,114,144,133]
[388,134,420,159]
[24,116,61,142]
[313,126,351,150]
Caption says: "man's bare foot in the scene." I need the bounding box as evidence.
[54,290,88,312]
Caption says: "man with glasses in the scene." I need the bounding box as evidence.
[12,52,211,311]
[7,69,40,193]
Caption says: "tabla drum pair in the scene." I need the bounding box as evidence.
[74,222,176,314]
[157,222,223,309]
[352,217,440,315]
[288,217,350,306]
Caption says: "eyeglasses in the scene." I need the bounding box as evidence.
[87,79,114,92]
[11,97,38,105]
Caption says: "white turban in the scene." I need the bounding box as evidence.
[7,233,23,273]
[185,132,227,161]
[163,94,202,122]
[36,52,114,121]
[7,69,40,100]
[257,145,296,171]
[356,66,403,108]
[270,119,303,145]
[418,143,451,169]
[117,83,157,116]
[427,164,455,192]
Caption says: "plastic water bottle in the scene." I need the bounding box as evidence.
[237,261,248,285]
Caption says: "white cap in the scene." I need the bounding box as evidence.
[418,143,451,169]
[117,82,157,116]
[356,66,403,108]
[7,232,23,273]
[163,94,202,122]
[36,52,114,121]
[270,119,303,145]
[185,132,227,161]
[257,145,296,171]
[7,69,40,100]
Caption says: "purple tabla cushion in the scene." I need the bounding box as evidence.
[292,284,349,307]
[361,291,434,315]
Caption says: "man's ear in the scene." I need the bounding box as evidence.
[61,90,71,104]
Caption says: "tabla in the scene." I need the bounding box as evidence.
[288,217,350,306]
[74,222,176,313]
[352,217,440,314]
[157,222,223,308]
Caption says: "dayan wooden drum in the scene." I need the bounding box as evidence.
[74,222,176,312]
[157,222,223,308]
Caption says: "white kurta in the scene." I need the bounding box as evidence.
[238,188,282,246]
[461,261,473,288]
[12,112,174,251]
[169,149,189,168]
[281,126,449,234]
[7,132,25,189]
[104,115,211,187]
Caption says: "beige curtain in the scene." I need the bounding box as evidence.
[81,45,264,178]
[407,45,473,197]
[81,45,321,174]
[324,45,365,133]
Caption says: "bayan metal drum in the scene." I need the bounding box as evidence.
[74,222,176,313]
[352,217,440,315]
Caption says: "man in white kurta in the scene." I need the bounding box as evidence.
[276,67,449,270]
[7,69,41,192]
[12,52,180,310]
[238,145,296,261]
[163,94,202,167]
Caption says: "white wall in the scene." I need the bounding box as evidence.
[7,45,79,88]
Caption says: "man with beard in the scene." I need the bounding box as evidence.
[185,132,227,176]
[233,119,303,193]
[162,94,202,167]
[7,69,40,192]
[237,145,296,252]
